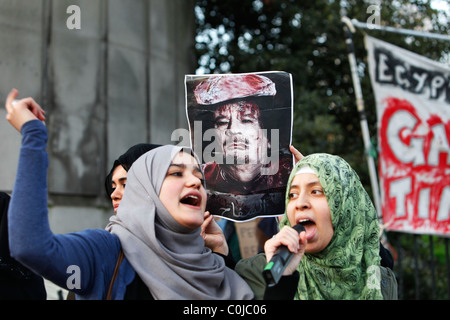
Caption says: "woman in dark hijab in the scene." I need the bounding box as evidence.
[105,143,161,214]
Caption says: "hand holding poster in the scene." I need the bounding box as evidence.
[185,71,294,221]
[365,36,450,236]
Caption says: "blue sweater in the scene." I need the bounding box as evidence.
[8,120,135,299]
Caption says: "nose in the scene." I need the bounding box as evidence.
[295,192,311,211]
[185,172,203,189]
[111,186,123,200]
[225,118,243,136]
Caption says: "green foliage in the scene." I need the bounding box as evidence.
[389,232,450,299]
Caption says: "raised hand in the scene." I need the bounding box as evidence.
[264,225,307,276]
[5,89,46,132]
[200,211,229,255]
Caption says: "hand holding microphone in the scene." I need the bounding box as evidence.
[263,224,307,286]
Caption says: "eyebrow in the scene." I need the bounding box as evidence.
[111,177,127,186]
[216,110,258,117]
[290,180,322,189]
[169,163,202,174]
[214,115,228,121]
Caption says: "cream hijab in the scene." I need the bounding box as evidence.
[107,145,253,300]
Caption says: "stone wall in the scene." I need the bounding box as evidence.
[0,0,196,232]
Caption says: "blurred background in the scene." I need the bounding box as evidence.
[0,0,449,299]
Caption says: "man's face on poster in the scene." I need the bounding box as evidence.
[213,101,270,166]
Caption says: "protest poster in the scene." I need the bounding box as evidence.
[185,71,294,221]
[366,36,450,236]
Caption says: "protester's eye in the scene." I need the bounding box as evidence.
[288,192,298,200]
[168,171,183,177]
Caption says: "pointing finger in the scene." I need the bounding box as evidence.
[5,89,19,113]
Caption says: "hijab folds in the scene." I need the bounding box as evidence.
[107,145,253,300]
[280,153,383,300]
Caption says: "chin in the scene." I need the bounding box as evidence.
[182,219,204,230]
[181,211,205,229]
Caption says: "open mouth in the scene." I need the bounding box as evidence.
[297,218,316,241]
[180,194,201,207]
[297,218,315,228]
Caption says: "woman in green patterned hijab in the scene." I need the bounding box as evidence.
[278,153,383,299]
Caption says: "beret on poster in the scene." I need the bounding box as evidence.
[194,74,276,105]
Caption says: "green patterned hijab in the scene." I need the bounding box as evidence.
[280,153,383,300]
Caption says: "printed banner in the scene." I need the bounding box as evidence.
[185,71,294,221]
[365,36,450,236]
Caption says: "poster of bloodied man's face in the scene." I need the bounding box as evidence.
[185,71,294,221]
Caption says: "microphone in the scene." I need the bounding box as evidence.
[263,224,306,287]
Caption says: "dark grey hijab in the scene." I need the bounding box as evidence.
[107,145,253,300]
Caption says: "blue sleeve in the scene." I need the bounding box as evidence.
[8,120,119,295]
